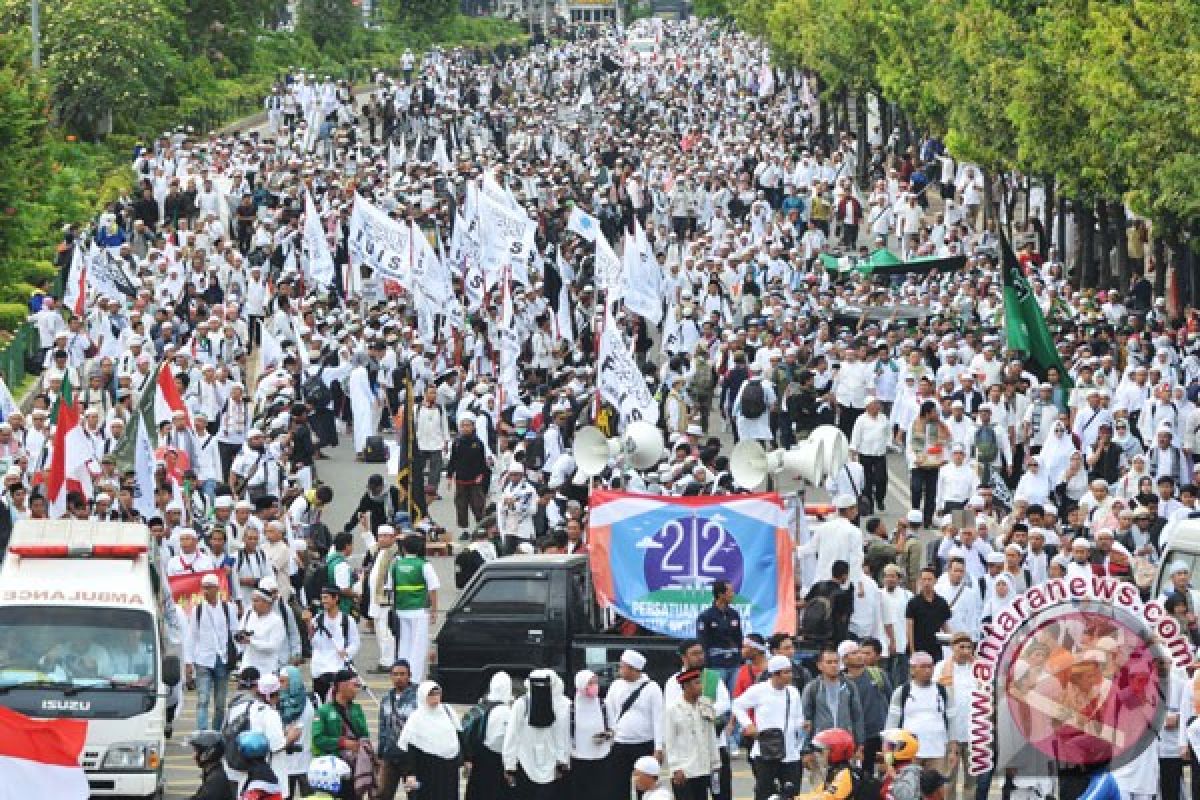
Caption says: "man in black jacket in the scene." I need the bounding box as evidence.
[446,414,490,535]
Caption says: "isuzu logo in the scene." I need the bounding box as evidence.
[41,699,92,712]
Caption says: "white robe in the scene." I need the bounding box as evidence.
[347,366,378,453]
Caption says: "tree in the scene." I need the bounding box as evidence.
[38,0,182,138]
[0,33,48,259]
[383,0,457,28]
[296,0,361,51]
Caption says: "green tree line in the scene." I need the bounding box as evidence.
[702,0,1199,298]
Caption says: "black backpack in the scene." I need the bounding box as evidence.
[455,548,485,589]
[459,699,500,761]
[303,374,332,410]
[302,561,330,609]
[221,696,254,771]
[798,595,831,642]
[363,435,389,463]
[740,379,767,418]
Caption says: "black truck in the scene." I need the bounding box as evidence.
[432,554,682,704]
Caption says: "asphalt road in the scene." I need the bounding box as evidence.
[161,422,917,799]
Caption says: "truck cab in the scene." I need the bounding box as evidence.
[433,554,679,703]
[1154,518,1200,600]
[0,521,181,799]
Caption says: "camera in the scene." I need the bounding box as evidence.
[234,630,253,643]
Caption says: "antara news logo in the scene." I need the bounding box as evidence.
[969,575,1194,778]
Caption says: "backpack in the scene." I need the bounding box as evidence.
[849,764,884,800]
[302,374,332,410]
[975,423,998,464]
[740,379,767,418]
[302,561,331,609]
[459,700,499,761]
[890,764,924,800]
[363,435,389,463]
[798,595,832,642]
[689,359,715,396]
[221,696,254,771]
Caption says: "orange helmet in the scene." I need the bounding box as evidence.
[811,728,856,764]
[881,728,919,762]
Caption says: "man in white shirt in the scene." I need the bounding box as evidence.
[935,558,983,642]
[795,494,864,586]
[235,588,288,678]
[310,586,362,701]
[732,655,805,797]
[662,669,721,799]
[166,528,216,577]
[184,573,238,730]
[879,565,913,684]
[851,396,892,511]
[885,652,953,771]
[1073,388,1115,453]
[936,444,979,516]
[606,650,665,798]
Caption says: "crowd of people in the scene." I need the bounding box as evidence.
[6,12,1200,800]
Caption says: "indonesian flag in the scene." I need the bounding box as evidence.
[154,361,190,428]
[46,373,94,518]
[0,707,88,799]
[62,246,87,318]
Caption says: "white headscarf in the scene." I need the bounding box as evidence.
[487,671,513,704]
[398,681,461,761]
[982,573,1013,622]
[1039,427,1077,485]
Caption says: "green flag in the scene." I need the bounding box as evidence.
[113,368,158,473]
[1001,232,1072,388]
[49,372,73,426]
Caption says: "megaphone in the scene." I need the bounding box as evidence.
[809,424,850,477]
[621,420,665,469]
[574,422,665,477]
[574,426,614,477]
[782,438,827,485]
[731,440,772,490]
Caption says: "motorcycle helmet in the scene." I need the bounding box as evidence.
[881,728,919,763]
[236,730,270,761]
[810,727,855,765]
[188,730,224,766]
[307,755,352,792]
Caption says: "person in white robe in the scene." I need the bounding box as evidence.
[346,358,380,458]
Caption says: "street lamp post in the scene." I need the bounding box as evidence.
[31,0,41,69]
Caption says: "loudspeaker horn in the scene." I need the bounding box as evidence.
[620,420,665,469]
[574,426,613,477]
[782,438,828,485]
[731,440,769,490]
[809,425,850,477]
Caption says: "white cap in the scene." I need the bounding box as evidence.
[200,573,220,587]
[834,493,857,510]
[620,649,647,671]
[767,655,792,674]
[214,496,234,509]
[906,510,924,525]
[257,674,281,695]
[634,756,661,776]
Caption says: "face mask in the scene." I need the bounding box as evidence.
[584,684,599,698]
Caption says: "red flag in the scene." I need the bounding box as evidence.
[0,707,89,799]
[154,361,191,428]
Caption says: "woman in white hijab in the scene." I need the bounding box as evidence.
[981,573,1014,624]
[501,668,571,797]
[1038,420,1077,486]
[568,670,614,800]
[465,672,514,800]
[398,681,462,799]
[1014,456,1052,506]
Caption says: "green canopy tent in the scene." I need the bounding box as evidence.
[857,248,967,277]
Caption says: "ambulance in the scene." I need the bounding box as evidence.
[0,520,181,798]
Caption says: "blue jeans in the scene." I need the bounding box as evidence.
[195,660,229,731]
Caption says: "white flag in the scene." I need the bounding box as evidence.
[133,416,157,520]
[567,206,599,242]
[388,138,406,170]
[302,192,336,289]
[478,190,534,289]
[621,219,663,324]
[595,234,625,296]
[260,326,284,374]
[598,327,658,425]
[578,83,594,109]
[432,136,452,173]
[554,282,574,345]
[348,194,411,288]
[0,375,16,421]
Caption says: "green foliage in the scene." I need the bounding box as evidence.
[297,0,363,52]
[37,0,184,138]
[384,0,458,28]
[0,304,29,331]
[693,0,735,19]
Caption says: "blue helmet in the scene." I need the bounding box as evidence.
[1080,773,1120,800]
[236,730,270,760]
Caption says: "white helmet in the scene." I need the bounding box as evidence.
[307,755,351,792]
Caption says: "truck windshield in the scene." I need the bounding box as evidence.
[0,606,156,690]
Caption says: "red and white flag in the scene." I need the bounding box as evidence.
[154,361,191,428]
[46,376,94,519]
[0,706,89,799]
